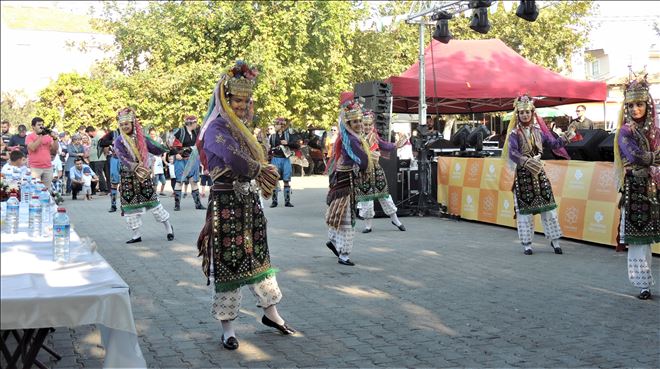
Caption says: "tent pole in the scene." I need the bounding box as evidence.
[418,21,427,127]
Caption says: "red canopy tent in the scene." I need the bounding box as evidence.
[341,39,606,114]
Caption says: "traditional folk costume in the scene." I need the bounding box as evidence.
[196,61,294,350]
[112,108,174,243]
[325,101,370,266]
[268,117,299,208]
[502,95,578,255]
[170,115,205,211]
[356,110,405,233]
[614,74,659,300]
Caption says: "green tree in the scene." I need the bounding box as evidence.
[35,73,128,133]
[1,91,37,129]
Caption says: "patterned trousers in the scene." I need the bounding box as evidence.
[211,276,283,321]
[328,203,354,257]
[516,210,562,245]
[124,204,170,230]
[357,195,398,219]
[621,209,655,288]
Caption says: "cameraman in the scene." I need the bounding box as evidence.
[26,117,59,190]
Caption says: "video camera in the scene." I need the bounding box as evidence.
[40,126,53,136]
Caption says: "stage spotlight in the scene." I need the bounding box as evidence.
[468,0,493,34]
[516,0,539,22]
[431,11,453,44]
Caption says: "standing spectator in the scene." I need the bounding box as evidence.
[58,131,69,167]
[26,117,59,190]
[569,105,594,130]
[80,133,92,165]
[267,117,299,207]
[1,120,11,167]
[166,153,176,195]
[64,135,85,195]
[199,165,210,198]
[86,126,108,194]
[8,124,28,156]
[51,152,64,195]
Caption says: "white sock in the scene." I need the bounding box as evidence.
[339,253,350,262]
[390,213,402,226]
[551,239,560,249]
[163,220,172,233]
[131,229,141,239]
[523,244,532,251]
[264,305,284,325]
[221,320,235,339]
[364,219,372,230]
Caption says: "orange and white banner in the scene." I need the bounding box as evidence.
[436,157,659,254]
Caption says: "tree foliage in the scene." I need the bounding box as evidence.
[35,72,128,133]
[34,0,595,131]
[1,91,36,128]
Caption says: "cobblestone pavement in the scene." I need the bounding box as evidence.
[40,176,658,368]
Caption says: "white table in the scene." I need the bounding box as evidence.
[1,207,146,368]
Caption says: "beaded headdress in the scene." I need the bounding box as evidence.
[118,109,135,124]
[343,100,363,122]
[362,111,375,125]
[223,61,258,97]
[624,74,650,104]
[513,94,535,111]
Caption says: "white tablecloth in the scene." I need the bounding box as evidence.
[1,205,146,368]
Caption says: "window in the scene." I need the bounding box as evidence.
[591,60,600,77]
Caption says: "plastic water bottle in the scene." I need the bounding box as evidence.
[52,208,70,262]
[28,195,42,238]
[39,189,52,236]
[6,193,20,234]
[21,177,32,203]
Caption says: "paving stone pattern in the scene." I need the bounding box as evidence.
[44,176,659,368]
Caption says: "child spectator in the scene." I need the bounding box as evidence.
[82,167,94,200]
[166,153,176,196]
[153,153,166,196]
[200,166,210,198]
[1,150,29,179]
[51,153,64,195]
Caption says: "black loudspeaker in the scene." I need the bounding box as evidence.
[598,132,615,162]
[363,96,389,112]
[355,81,392,97]
[565,129,609,161]
[374,154,399,218]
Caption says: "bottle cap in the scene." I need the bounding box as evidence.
[32,195,39,199]
[57,207,66,213]
[9,193,17,197]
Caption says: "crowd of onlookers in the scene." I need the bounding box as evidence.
[2,117,416,205]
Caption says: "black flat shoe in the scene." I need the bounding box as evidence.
[338,258,355,266]
[638,290,652,300]
[126,237,142,244]
[221,334,239,350]
[270,202,278,208]
[326,241,339,257]
[108,206,117,213]
[362,228,372,233]
[196,205,206,210]
[261,315,296,335]
[285,202,294,207]
[392,221,406,231]
[167,226,174,241]
[523,249,533,255]
[553,247,563,254]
